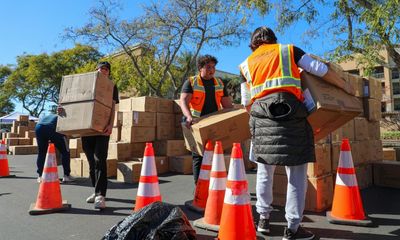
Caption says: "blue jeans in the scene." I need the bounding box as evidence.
[35,124,70,176]
[256,162,308,231]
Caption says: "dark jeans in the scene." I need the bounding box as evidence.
[81,135,110,197]
[35,124,70,176]
[192,152,203,185]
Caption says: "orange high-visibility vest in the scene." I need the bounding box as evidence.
[239,44,303,102]
[189,75,224,117]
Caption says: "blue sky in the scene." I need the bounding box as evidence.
[1,0,330,113]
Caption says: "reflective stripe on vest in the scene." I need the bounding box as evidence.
[239,44,302,101]
[189,75,224,117]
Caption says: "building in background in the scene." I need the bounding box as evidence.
[339,48,400,112]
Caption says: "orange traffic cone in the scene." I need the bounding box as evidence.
[29,143,70,215]
[218,143,256,240]
[185,140,214,213]
[134,142,162,211]
[326,138,372,226]
[0,140,15,178]
[194,141,226,232]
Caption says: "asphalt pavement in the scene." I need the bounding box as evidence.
[1,154,400,240]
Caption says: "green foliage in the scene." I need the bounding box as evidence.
[0,65,14,115]
[3,44,102,117]
[381,131,400,140]
[64,0,249,98]
[257,0,400,72]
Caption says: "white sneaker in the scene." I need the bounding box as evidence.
[94,195,106,209]
[37,176,42,183]
[62,175,75,183]
[86,193,96,203]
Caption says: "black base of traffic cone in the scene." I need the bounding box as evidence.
[327,211,373,227]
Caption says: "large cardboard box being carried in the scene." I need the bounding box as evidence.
[58,71,114,108]
[57,71,114,137]
[56,101,112,137]
[301,71,363,142]
[183,108,251,155]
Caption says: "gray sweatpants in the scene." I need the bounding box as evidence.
[256,162,308,231]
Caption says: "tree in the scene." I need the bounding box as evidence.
[251,0,400,74]
[64,0,250,98]
[0,65,14,116]
[3,45,102,117]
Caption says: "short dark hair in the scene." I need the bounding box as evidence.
[96,61,111,71]
[249,26,277,51]
[197,55,218,71]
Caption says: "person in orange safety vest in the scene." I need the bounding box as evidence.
[239,27,354,240]
[180,54,233,185]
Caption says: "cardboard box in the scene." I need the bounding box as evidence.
[17,126,28,136]
[373,161,400,189]
[56,101,111,137]
[156,98,173,113]
[107,142,132,160]
[331,120,354,143]
[25,131,36,139]
[69,138,83,153]
[6,138,19,146]
[117,161,142,183]
[120,126,156,143]
[59,71,114,108]
[345,72,364,98]
[122,111,156,127]
[364,98,381,122]
[383,148,396,161]
[9,145,38,155]
[354,117,369,141]
[70,158,83,177]
[19,138,32,145]
[183,108,251,155]
[273,173,333,212]
[355,164,373,189]
[364,76,382,100]
[301,71,363,142]
[110,126,121,142]
[156,113,175,140]
[154,140,190,156]
[368,121,380,140]
[130,142,146,158]
[308,143,331,177]
[6,133,19,138]
[82,158,117,177]
[169,155,193,174]
[119,96,157,112]
[18,115,29,122]
[134,156,169,174]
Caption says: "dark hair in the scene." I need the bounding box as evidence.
[197,55,218,70]
[96,61,111,72]
[249,27,277,51]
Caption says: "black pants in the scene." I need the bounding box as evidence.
[192,152,203,185]
[81,135,110,197]
[35,124,70,177]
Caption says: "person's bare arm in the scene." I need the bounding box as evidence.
[180,92,193,128]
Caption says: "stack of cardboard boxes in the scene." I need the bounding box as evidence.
[68,96,192,183]
[2,115,38,155]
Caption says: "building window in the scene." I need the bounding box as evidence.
[347,69,360,75]
[394,99,400,111]
[393,82,400,95]
[392,69,399,79]
[372,66,384,79]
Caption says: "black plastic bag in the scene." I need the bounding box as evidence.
[103,201,197,240]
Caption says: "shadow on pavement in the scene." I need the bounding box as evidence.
[60,206,132,216]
